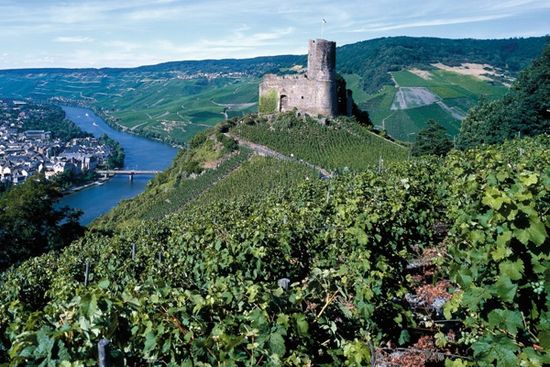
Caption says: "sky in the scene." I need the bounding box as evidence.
[0,0,548,69]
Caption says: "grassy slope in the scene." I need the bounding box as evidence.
[192,156,318,207]
[98,77,259,143]
[346,68,508,141]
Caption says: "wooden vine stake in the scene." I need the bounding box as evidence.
[98,338,110,367]
[84,260,90,287]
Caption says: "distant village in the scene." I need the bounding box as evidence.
[0,100,114,185]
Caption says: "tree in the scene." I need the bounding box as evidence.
[457,44,550,149]
[0,177,84,271]
[411,120,453,157]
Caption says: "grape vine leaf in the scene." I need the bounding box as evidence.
[472,335,518,367]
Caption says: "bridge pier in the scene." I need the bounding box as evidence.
[128,172,134,182]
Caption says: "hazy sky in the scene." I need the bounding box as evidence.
[0,0,548,69]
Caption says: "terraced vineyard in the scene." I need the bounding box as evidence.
[230,113,408,171]
[1,135,548,366]
[97,77,259,143]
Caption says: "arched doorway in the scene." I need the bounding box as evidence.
[279,95,288,112]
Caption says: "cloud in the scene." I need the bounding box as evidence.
[102,40,140,52]
[155,27,296,60]
[54,36,94,43]
[0,0,549,69]
[348,13,515,33]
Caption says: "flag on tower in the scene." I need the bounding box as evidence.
[322,18,327,23]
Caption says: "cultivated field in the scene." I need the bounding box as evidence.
[346,67,508,141]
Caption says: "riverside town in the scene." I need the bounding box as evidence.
[0,99,117,186]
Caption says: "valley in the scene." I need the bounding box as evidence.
[0,33,549,367]
[0,36,546,145]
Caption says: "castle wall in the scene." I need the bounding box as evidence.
[260,75,320,116]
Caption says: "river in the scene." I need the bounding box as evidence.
[57,106,178,225]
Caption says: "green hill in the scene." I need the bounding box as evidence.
[355,68,509,141]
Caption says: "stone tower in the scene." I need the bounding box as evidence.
[259,39,345,117]
[307,39,337,116]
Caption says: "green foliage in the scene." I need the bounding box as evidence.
[49,169,98,191]
[411,120,453,157]
[259,89,278,114]
[98,134,125,169]
[94,135,253,228]
[194,156,317,206]
[440,137,550,366]
[0,154,445,365]
[17,103,91,141]
[0,177,84,271]
[458,45,550,148]
[231,113,408,171]
[0,135,549,365]
[216,132,239,152]
[189,131,209,149]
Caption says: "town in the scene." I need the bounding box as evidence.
[0,99,117,185]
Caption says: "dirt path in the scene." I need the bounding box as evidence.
[211,100,257,110]
[390,73,399,88]
[380,111,396,130]
[436,101,465,120]
[130,121,149,131]
[227,133,332,179]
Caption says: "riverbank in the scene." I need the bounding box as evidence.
[62,176,111,195]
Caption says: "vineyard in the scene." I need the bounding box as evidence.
[193,156,318,207]
[229,113,408,171]
[96,145,253,229]
[353,68,508,141]
[0,134,548,366]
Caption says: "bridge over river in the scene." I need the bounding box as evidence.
[97,170,161,181]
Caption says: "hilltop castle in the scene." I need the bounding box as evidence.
[259,39,353,117]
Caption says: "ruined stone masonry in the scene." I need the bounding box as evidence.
[259,39,352,117]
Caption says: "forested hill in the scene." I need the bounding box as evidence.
[337,36,549,93]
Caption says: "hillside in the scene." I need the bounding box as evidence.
[1,133,548,366]
[355,67,509,140]
[338,36,548,93]
[95,114,405,229]
[0,36,546,144]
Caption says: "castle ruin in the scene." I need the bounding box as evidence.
[259,39,352,117]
